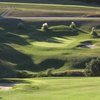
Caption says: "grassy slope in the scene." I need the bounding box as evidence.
[0,2,100,17]
[0,2,100,77]
[0,18,100,77]
[0,78,100,100]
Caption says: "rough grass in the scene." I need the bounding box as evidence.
[0,78,100,100]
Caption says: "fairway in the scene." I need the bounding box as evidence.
[0,78,100,100]
[32,37,75,48]
[0,2,100,17]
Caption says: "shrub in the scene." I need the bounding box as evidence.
[85,58,100,76]
[69,22,76,29]
[52,70,84,77]
[41,23,49,31]
[16,71,37,78]
[47,68,54,76]
[90,27,99,38]
[17,22,25,30]
[37,72,48,77]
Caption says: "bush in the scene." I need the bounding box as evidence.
[41,23,49,31]
[17,23,25,30]
[47,68,54,76]
[52,70,84,77]
[85,58,100,76]
[16,71,37,78]
[90,27,99,38]
[69,22,76,29]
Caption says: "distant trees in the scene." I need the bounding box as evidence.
[77,0,100,4]
[85,58,100,76]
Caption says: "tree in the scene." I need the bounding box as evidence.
[85,58,100,76]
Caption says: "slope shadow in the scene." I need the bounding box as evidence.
[0,44,36,71]
[37,59,65,71]
[0,44,65,73]
[28,28,80,44]
[0,18,31,45]
[0,19,87,44]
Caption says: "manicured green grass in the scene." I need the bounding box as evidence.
[0,2,100,17]
[0,78,100,100]
[0,17,100,77]
[0,2,100,77]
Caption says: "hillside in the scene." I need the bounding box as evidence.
[0,2,100,17]
[0,2,100,78]
[0,18,100,77]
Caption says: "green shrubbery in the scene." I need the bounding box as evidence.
[17,22,25,30]
[90,27,99,38]
[69,22,76,29]
[16,71,37,78]
[41,23,49,31]
[85,58,100,76]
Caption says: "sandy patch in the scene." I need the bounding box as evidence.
[0,83,15,90]
[77,43,99,49]
[86,44,99,49]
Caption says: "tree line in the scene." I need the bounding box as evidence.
[77,0,100,4]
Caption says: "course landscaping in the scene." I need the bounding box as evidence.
[0,1,100,100]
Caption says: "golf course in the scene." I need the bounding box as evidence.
[0,78,100,100]
[0,0,100,99]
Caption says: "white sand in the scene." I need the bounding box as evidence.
[0,83,15,90]
[86,45,99,49]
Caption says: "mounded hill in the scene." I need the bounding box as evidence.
[0,2,100,78]
[0,18,100,78]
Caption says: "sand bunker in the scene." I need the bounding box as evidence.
[78,44,99,49]
[77,41,99,49]
[0,83,15,90]
[86,44,99,49]
[83,44,99,49]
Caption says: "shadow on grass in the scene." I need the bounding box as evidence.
[0,78,29,83]
[28,27,80,44]
[0,44,65,76]
[0,18,33,45]
[0,44,36,73]
[38,59,65,71]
